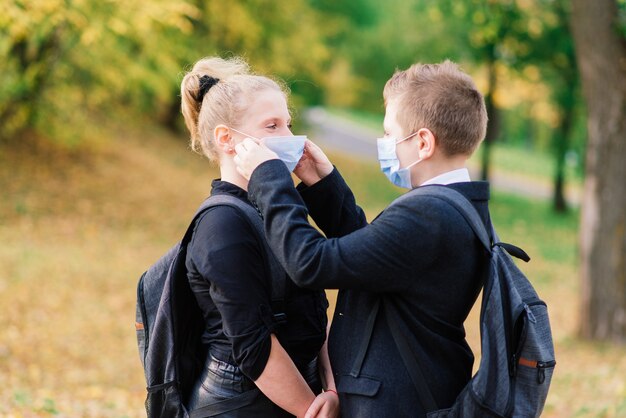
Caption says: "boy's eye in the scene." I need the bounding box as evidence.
[266,124,277,129]
[287,123,293,129]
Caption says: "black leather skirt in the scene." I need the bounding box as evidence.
[187,352,321,418]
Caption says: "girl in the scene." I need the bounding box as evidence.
[180,56,338,418]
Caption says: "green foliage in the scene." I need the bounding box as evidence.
[185,0,344,108]
[620,0,626,36]
[1,0,615,195]
[0,0,343,143]
[0,0,198,143]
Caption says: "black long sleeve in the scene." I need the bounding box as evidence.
[248,160,452,293]
[187,205,274,380]
[296,168,368,238]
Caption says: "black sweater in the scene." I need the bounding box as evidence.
[248,160,491,417]
[185,180,328,380]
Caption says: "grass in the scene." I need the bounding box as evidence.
[0,125,624,417]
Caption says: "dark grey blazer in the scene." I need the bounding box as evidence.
[248,161,491,418]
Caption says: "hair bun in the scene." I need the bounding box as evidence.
[197,75,220,103]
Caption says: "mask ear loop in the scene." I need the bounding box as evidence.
[395,131,419,145]
[396,131,422,170]
[403,157,423,170]
[229,127,260,141]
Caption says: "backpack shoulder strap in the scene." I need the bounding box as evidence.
[189,194,286,307]
[412,186,531,262]
[383,300,439,412]
[410,185,492,253]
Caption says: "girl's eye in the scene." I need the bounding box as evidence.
[287,123,293,129]
[266,124,277,129]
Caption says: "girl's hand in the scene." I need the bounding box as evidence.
[293,140,334,186]
[304,391,339,418]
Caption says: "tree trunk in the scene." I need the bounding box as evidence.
[571,0,626,343]
[160,91,182,133]
[552,101,574,213]
[481,57,499,181]
[552,156,567,213]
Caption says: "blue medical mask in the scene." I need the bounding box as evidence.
[376,132,422,189]
[230,128,306,172]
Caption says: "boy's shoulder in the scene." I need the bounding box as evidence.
[392,181,490,209]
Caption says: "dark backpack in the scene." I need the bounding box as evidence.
[135,194,286,418]
[386,186,556,418]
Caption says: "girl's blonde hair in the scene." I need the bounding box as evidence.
[180,56,287,161]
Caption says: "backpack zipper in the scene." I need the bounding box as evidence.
[506,300,549,415]
[137,273,150,362]
[510,300,547,377]
[523,303,537,323]
[516,301,555,384]
[519,358,557,384]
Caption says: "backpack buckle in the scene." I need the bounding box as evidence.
[273,312,288,325]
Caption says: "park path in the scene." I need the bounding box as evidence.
[302,107,581,206]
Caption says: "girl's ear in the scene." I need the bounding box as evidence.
[416,128,436,160]
[214,124,234,154]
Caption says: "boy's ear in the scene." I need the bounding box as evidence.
[416,128,437,160]
[214,124,235,154]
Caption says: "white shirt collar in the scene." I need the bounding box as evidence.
[420,168,471,186]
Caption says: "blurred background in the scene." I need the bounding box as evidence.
[1,0,625,416]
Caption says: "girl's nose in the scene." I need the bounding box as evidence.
[280,126,293,136]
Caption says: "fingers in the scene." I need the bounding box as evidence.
[304,139,323,155]
[232,137,280,179]
[303,140,331,164]
[232,154,249,180]
[234,163,250,181]
[304,397,324,418]
[234,137,259,154]
[305,392,340,418]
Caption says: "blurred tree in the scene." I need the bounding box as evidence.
[515,0,581,213]
[422,0,584,211]
[0,0,198,143]
[0,1,66,140]
[0,1,338,143]
[128,0,343,132]
[427,0,524,182]
[306,0,392,111]
[571,0,626,342]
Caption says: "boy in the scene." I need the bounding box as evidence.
[234,61,489,417]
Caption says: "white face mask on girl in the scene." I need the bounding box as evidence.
[376,132,422,189]
[230,128,306,172]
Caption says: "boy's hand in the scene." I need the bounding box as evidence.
[304,391,339,418]
[294,140,334,186]
[234,138,279,180]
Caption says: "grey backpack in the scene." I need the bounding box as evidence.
[387,186,556,418]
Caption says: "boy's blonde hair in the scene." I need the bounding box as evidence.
[180,56,288,161]
[383,60,487,156]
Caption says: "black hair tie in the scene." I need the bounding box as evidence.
[197,75,220,102]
